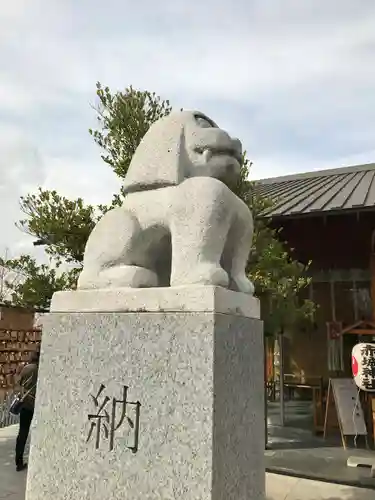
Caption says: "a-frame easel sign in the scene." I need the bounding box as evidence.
[323,378,369,449]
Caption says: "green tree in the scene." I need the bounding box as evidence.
[0,84,174,308]
[18,189,99,264]
[89,82,172,179]
[0,255,78,310]
[5,82,314,319]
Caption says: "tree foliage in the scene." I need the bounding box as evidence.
[235,156,315,334]
[6,82,315,328]
[0,249,22,302]
[18,189,99,264]
[0,255,78,310]
[89,82,172,179]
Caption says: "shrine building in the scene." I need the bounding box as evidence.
[257,162,375,383]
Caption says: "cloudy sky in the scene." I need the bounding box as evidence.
[1,0,375,256]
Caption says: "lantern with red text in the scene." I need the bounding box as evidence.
[352,343,375,391]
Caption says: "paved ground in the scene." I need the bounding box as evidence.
[1,423,375,500]
[0,425,29,500]
[267,474,375,499]
[267,400,375,489]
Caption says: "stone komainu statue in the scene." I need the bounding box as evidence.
[78,110,254,294]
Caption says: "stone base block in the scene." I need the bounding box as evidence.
[26,302,264,499]
[50,284,260,318]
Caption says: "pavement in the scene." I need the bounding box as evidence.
[1,423,375,500]
[266,474,375,499]
[0,424,29,500]
[266,401,375,490]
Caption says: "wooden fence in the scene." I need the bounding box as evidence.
[0,328,42,428]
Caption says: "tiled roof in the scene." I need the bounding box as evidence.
[256,163,375,217]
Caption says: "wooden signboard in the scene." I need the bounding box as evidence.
[0,328,42,403]
[324,378,368,449]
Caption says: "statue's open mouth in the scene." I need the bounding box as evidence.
[195,146,242,164]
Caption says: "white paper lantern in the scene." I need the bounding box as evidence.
[352,343,375,392]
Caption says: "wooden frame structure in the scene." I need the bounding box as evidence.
[341,320,375,337]
[321,230,375,444]
[0,328,42,403]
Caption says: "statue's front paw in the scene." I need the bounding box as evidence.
[231,275,254,295]
[200,265,229,288]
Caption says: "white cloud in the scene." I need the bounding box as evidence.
[42,157,121,204]
[2,1,375,108]
[0,0,375,255]
[251,150,375,181]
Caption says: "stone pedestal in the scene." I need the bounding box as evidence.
[26,286,264,500]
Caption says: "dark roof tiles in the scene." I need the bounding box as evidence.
[257,163,375,216]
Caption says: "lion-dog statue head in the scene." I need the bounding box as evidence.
[123,110,243,194]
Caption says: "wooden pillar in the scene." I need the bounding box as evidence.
[329,278,336,322]
[279,330,285,426]
[328,276,344,374]
[264,338,268,448]
[352,273,359,322]
[371,231,375,321]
